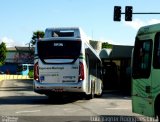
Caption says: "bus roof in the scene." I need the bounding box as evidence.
[42,27,90,45]
[44,27,86,38]
[45,27,82,31]
[137,23,160,36]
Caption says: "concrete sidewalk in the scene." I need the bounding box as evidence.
[0,74,31,87]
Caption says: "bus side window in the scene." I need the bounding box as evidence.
[153,33,160,68]
[133,39,152,79]
[138,41,151,70]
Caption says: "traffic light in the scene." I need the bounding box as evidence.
[125,6,133,21]
[113,6,121,21]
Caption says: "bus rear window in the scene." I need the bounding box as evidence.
[51,30,74,37]
[37,40,81,59]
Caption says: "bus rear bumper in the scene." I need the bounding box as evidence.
[33,80,85,94]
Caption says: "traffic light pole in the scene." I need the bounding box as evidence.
[114,6,160,21]
[121,12,160,14]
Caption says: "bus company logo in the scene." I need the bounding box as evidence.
[52,67,64,70]
[53,43,63,47]
[39,67,64,70]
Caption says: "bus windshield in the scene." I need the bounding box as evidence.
[37,40,81,59]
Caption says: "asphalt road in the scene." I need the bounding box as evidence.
[0,79,158,122]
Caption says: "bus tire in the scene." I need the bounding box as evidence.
[155,96,160,122]
[86,80,95,100]
[157,105,160,122]
[95,81,103,98]
[90,80,95,99]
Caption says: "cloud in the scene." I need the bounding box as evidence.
[123,18,160,30]
[0,37,15,47]
[123,19,144,30]
[87,35,120,46]
[0,37,25,47]
[148,19,160,25]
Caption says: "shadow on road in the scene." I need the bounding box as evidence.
[0,79,85,105]
[0,94,86,105]
[0,86,32,91]
[0,79,131,105]
[0,93,131,105]
[101,91,131,100]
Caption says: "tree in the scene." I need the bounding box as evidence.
[0,42,7,65]
[30,31,44,46]
[102,42,113,49]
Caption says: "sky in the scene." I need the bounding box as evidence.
[0,0,160,47]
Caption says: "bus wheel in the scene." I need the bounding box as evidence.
[157,103,160,122]
[155,98,160,122]
[90,81,95,99]
[95,81,103,98]
[86,81,95,100]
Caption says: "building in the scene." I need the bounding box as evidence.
[99,45,133,93]
[0,46,34,74]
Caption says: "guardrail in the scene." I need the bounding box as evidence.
[0,74,31,81]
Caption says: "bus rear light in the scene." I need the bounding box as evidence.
[34,62,39,81]
[79,62,84,81]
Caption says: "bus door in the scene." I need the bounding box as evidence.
[152,32,160,116]
[132,37,154,117]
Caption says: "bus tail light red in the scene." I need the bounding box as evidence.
[34,62,39,81]
[79,62,84,81]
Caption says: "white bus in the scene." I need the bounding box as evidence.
[33,27,103,99]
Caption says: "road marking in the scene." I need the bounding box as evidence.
[16,110,41,114]
[105,108,130,110]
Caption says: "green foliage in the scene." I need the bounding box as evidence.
[0,42,7,65]
[28,70,33,78]
[31,31,45,45]
[102,42,113,49]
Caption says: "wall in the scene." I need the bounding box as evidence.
[0,74,31,81]
[0,64,17,74]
